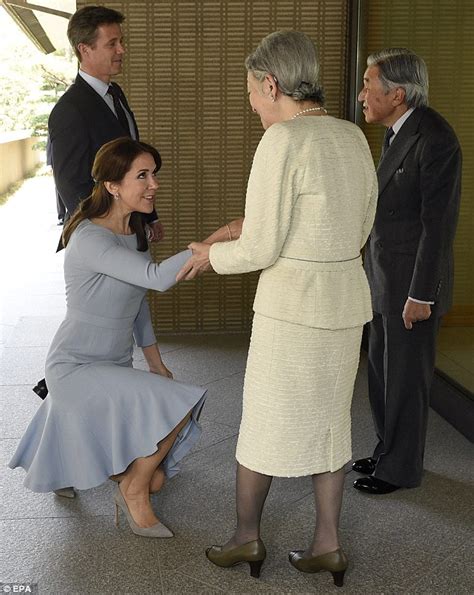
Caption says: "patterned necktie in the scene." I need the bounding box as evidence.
[381,127,395,157]
[107,84,131,135]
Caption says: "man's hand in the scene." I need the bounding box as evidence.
[402,299,431,330]
[176,242,212,281]
[146,220,165,242]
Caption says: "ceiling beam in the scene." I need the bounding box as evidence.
[1,1,71,19]
[0,0,67,54]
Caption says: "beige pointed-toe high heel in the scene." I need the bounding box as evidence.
[110,466,165,494]
[113,486,174,538]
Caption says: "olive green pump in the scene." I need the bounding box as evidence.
[206,538,266,578]
[288,548,348,587]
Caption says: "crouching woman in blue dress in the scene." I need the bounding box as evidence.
[9,137,207,538]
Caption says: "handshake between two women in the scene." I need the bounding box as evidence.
[176,217,244,282]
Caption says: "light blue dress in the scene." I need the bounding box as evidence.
[9,220,207,492]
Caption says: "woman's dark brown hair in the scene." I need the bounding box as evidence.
[62,137,162,251]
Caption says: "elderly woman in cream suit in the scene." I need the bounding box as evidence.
[178,31,377,587]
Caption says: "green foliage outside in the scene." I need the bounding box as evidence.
[0,9,77,148]
[28,56,75,149]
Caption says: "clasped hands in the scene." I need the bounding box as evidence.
[176,242,212,281]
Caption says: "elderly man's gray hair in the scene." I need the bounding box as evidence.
[367,48,429,108]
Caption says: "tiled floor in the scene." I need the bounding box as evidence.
[1,173,473,593]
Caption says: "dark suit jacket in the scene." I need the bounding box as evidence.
[48,74,156,223]
[364,107,462,317]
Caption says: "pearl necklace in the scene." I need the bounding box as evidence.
[291,106,327,119]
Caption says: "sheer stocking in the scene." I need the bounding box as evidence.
[221,463,273,550]
[307,467,345,556]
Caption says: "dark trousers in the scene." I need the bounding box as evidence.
[56,189,66,220]
[367,311,441,487]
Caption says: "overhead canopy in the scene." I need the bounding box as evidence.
[0,0,75,53]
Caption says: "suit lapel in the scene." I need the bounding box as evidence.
[73,75,139,140]
[377,108,424,196]
[74,74,123,129]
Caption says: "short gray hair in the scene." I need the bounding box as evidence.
[367,48,429,108]
[245,31,325,103]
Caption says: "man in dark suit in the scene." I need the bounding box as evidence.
[353,48,462,494]
[48,5,163,242]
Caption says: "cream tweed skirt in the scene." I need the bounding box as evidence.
[236,313,363,477]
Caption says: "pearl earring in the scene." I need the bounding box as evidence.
[270,95,275,102]
[114,194,120,201]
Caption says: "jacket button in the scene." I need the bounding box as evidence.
[388,210,395,215]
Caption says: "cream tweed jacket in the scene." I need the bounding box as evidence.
[210,116,378,330]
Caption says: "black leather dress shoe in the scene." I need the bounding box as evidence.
[353,476,399,494]
[352,457,376,474]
